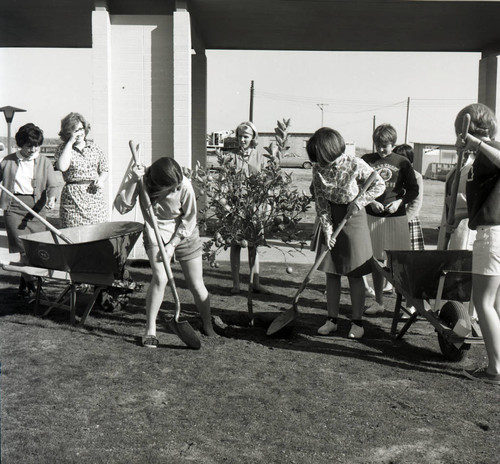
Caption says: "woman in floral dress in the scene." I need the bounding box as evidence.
[54,113,109,227]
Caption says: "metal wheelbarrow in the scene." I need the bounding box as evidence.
[4,221,143,324]
[374,249,483,361]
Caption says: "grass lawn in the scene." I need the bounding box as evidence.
[1,173,498,463]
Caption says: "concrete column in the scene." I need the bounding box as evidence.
[92,7,112,219]
[173,9,192,168]
[192,52,207,170]
[478,54,500,113]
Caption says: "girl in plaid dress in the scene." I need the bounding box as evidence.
[393,144,425,250]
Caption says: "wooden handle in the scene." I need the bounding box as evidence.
[0,184,73,244]
[294,171,379,298]
[128,140,182,320]
[443,113,471,250]
[461,113,471,142]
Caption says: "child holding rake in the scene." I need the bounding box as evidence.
[455,103,500,384]
[115,157,216,347]
[308,127,385,339]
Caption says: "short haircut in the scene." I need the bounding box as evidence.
[392,144,414,164]
[306,127,345,166]
[235,121,258,148]
[373,124,397,146]
[58,112,91,142]
[145,156,183,202]
[15,123,44,147]
[454,103,497,139]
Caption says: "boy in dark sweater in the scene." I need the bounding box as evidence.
[362,124,419,315]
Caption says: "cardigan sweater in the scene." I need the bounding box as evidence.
[0,152,58,211]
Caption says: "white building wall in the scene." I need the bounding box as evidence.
[108,15,174,223]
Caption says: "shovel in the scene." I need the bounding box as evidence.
[129,140,201,349]
[441,112,471,250]
[267,171,379,336]
[0,183,73,245]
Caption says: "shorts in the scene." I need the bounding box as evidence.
[472,225,500,276]
[143,226,202,262]
[367,214,411,261]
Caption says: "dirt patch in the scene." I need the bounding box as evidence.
[0,258,498,463]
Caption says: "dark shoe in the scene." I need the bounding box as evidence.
[464,367,500,385]
[141,335,159,348]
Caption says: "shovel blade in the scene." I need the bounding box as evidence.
[266,306,298,336]
[163,315,201,349]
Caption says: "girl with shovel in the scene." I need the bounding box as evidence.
[115,157,216,347]
[308,127,385,339]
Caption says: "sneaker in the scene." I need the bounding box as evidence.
[365,286,375,298]
[348,324,364,339]
[463,367,500,385]
[383,282,393,294]
[317,318,338,335]
[364,301,385,316]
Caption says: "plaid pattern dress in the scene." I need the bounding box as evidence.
[408,217,425,250]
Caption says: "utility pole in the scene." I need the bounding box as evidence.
[249,80,254,122]
[404,97,410,144]
[317,103,328,127]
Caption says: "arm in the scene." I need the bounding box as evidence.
[55,130,80,172]
[45,158,59,209]
[113,166,142,214]
[461,133,500,169]
[353,161,385,210]
[93,144,109,189]
[169,179,197,247]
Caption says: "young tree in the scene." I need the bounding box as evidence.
[190,121,311,322]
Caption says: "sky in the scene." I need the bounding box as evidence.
[1,48,480,150]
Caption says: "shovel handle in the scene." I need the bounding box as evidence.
[293,171,379,300]
[442,113,471,250]
[0,183,73,244]
[128,140,182,321]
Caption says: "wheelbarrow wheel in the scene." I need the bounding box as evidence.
[437,301,471,361]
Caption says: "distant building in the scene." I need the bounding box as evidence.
[413,143,457,176]
[258,132,356,158]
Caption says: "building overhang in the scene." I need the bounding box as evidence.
[1,1,500,53]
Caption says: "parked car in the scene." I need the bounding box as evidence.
[278,153,312,169]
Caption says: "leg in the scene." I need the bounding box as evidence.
[325,273,341,318]
[230,245,241,293]
[364,260,385,316]
[348,276,365,321]
[318,273,340,335]
[347,276,366,339]
[250,247,270,294]
[180,256,216,336]
[472,274,500,375]
[144,246,168,337]
[372,263,385,306]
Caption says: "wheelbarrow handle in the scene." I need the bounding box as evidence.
[0,183,73,244]
[128,140,183,321]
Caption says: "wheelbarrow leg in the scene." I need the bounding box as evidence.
[33,276,43,315]
[69,284,77,325]
[391,292,403,338]
[79,286,105,326]
[42,284,72,317]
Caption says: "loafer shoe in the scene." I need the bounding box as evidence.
[348,324,364,339]
[364,302,385,316]
[317,318,338,335]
